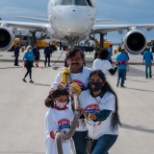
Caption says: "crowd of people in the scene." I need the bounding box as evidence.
[13,42,54,83]
[12,42,153,153]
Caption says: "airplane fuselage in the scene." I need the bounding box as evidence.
[47,0,95,43]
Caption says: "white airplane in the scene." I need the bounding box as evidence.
[0,0,154,54]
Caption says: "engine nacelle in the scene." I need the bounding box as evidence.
[123,30,146,54]
[0,26,14,51]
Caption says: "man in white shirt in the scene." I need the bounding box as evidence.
[51,48,93,154]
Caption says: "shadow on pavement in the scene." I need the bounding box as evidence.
[34,83,50,87]
[122,123,154,134]
[0,67,21,69]
[126,87,154,93]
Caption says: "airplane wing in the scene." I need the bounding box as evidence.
[92,23,154,33]
[0,20,49,32]
[91,23,154,54]
[0,20,50,51]
[16,16,49,22]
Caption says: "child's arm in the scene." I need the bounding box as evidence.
[45,112,58,139]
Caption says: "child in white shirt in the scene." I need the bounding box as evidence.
[45,87,74,154]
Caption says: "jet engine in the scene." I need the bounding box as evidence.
[123,30,146,54]
[0,26,14,51]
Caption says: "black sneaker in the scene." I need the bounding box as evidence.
[22,78,27,82]
[30,80,34,83]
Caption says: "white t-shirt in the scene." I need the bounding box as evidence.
[92,59,112,78]
[79,89,120,140]
[45,107,74,154]
[51,66,93,131]
[51,66,93,90]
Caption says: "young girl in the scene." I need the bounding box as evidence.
[45,87,74,154]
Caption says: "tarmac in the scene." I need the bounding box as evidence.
[0,49,154,154]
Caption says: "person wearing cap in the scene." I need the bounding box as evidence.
[116,45,129,87]
[142,45,153,79]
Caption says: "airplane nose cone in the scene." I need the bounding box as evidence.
[62,9,92,34]
[51,6,94,39]
[66,21,85,33]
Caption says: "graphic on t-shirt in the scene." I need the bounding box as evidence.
[85,104,102,126]
[58,118,71,132]
[73,80,85,90]
[66,80,85,90]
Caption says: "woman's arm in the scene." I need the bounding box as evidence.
[84,109,112,121]
[108,67,117,75]
[93,109,112,121]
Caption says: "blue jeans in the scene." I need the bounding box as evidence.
[145,64,152,78]
[117,69,126,86]
[73,131,87,154]
[92,134,118,154]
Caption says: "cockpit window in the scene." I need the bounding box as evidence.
[62,0,73,5]
[54,0,93,6]
[74,0,87,6]
[55,0,73,5]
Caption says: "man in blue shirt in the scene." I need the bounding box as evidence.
[116,46,129,87]
[14,43,20,66]
[32,44,40,67]
[107,44,113,64]
[44,43,52,67]
[143,45,153,79]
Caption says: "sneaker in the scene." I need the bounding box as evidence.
[116,82,119,87]
[22,78,27,82]
[121,85,126,88]
[30,80,34,83]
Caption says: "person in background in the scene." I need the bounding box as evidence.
[142,45,153,79]
[44,43,52,67]
[123,50,129,80]
[107,44,113,64]
[22,45,34,83]
[45,87,74,154]
[51,48,93,154]
[116,45,129,87]
[77,70,121,154]
[64,46,70,67]
[32,44,40,67]
[14,43,20,66]
[92,49,117,78]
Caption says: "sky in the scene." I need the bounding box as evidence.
[0,0,154,43]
